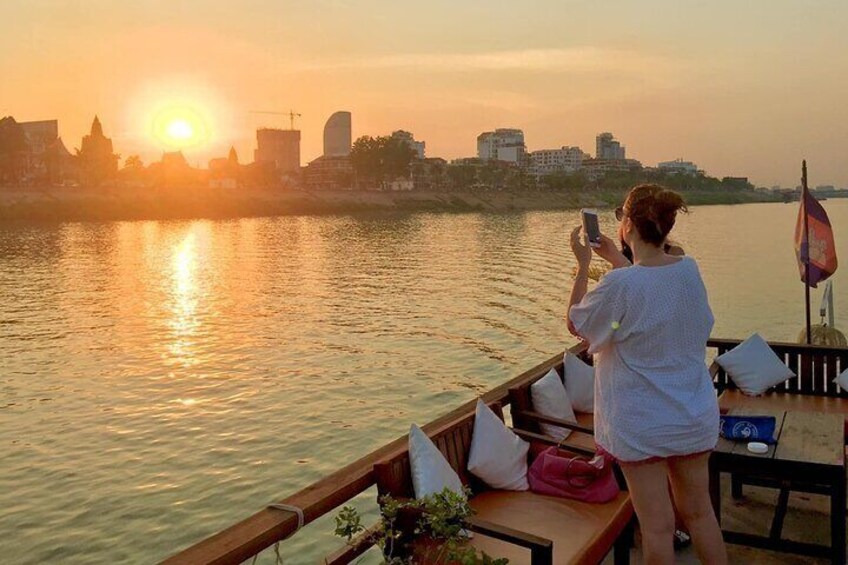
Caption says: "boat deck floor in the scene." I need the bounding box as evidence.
[602,478,835,564]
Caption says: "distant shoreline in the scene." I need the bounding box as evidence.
[0,186,787,223]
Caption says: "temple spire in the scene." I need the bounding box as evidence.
[91,115,103,137]
[228,146,239,165]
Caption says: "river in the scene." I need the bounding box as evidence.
[1,200,846,563]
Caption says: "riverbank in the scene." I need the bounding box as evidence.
[0,186,783,223]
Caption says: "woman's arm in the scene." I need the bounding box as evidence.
[567,227,592,336]
[596,234,631,269]
[567,267,589,336]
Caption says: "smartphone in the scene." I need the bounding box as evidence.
[581,209,601,248]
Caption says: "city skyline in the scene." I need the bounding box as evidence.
[3,1,848,187]
[6,110,838,191]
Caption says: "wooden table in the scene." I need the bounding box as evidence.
[709,408,846,564]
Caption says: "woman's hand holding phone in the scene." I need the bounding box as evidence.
[570,226,592,269]
[595,234,631,269]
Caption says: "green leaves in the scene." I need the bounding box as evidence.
[333,487,508,564]
[333,505,364,542]
[418,488,472,541]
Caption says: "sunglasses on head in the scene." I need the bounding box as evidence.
[614,206,625,221]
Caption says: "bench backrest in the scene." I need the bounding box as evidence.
[375,404,504,499]
[508,360,564,434]
[709,338,848,397]
[509,348,595,433]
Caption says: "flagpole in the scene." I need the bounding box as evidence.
[802,160,812,345]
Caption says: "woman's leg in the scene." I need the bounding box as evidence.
[667,453,728,565]
[620,460,675,565]
[670,484,692,548]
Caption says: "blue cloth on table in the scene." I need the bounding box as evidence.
[719,415,777,444]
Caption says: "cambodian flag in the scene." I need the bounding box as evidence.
[795,188,838,288]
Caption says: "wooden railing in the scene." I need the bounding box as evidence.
[162,350,569,565]
[707,338,848,396]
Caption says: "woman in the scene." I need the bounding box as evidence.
[619,204,693,552]
[567,184,727,565]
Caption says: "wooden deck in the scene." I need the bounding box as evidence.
[601,476,838,564]
[165,339,848,565]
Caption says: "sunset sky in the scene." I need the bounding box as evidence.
[2,0,847,187]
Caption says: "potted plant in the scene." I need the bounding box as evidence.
[334,487,507,564]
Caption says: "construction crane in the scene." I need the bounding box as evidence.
[249,110,301,130]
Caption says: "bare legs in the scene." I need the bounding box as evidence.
[620,453,727,565]
[668,453,728,565]
[620,459,676,564]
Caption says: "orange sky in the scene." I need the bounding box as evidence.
[2,0,847,187]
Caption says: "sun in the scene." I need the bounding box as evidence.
[166,119,194,141]
[129,79,232,155]
[151,105,210,149]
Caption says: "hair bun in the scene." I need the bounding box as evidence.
[624,184,687,246]
[655,189,687,214]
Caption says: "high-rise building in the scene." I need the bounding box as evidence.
[596,132,626,160]
[477,129,525,163]
[391,130,425,159]
[254,128,300,173]
[323,111,352,157]
[529,146,589,176]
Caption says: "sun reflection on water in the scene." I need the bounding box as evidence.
[168,232,199,366]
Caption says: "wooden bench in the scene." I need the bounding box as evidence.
[370,403,634,565]
[507,354,597,458]
[711,338,848,403]
[710,338,848,449]
[709,338,848,562]
[711,338,848,496]
[508,386,595,458]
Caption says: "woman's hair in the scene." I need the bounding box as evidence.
[623,184,688,246]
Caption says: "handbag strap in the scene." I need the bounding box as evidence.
[563,456,598,488]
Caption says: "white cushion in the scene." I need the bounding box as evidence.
[467,400,529,491]
[563,352,595,413]
[530,368,577,440]
[409,424,465,499]
[834,367,848,392]
[715,333,795,395]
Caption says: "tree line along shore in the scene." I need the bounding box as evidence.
[0,184,785,223]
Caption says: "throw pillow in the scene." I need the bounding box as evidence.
[530,368,577,440]
[409,424,465,499]
[467,399,529,491]
[715,333,795,395]
[563,352,595,413]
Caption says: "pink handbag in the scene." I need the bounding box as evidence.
[527,446,620,503]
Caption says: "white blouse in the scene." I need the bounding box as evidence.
[569,257,720,462]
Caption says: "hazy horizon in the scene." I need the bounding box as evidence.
[2,0,847,187]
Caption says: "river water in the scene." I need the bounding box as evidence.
[1,200,846,564]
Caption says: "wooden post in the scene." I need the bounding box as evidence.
[803,160,812,345]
